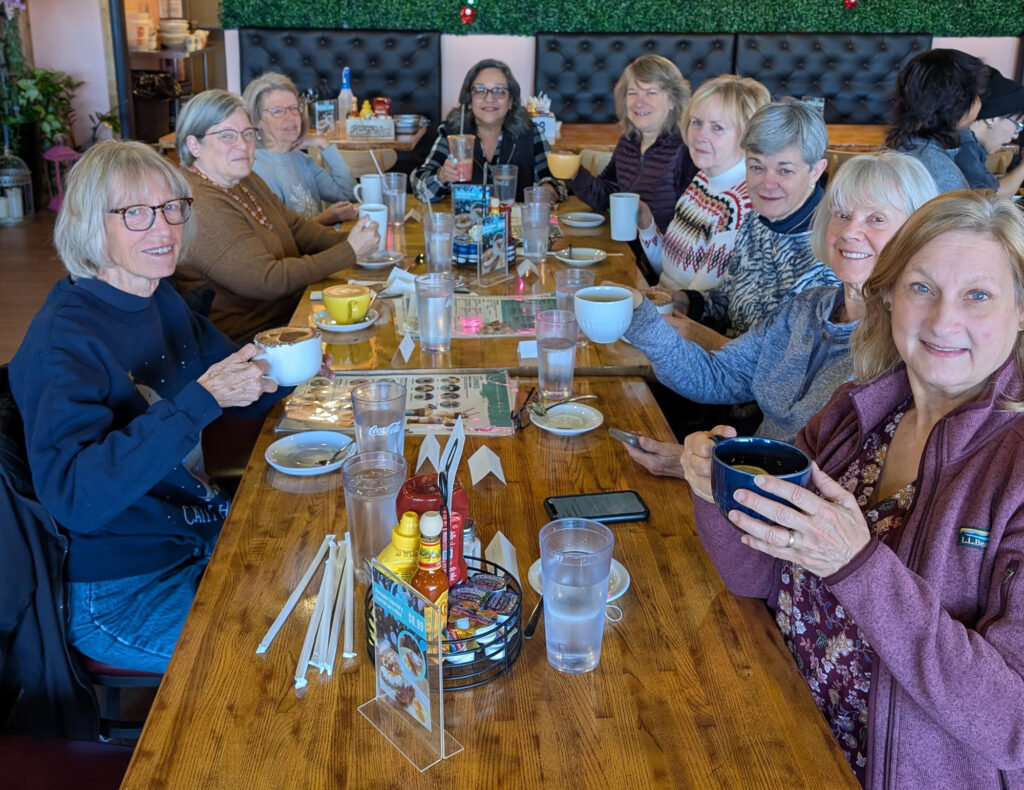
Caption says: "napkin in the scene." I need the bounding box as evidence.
[384,267,416,295]
[416,432,442,473]
[485,531,520,584]
[517,340,537,359]
[468,446,506,485]
[397,333,416,362]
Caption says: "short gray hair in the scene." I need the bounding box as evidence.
[741,99,828,166]
[55,139,194,279]
[176,89,246,166]
[242,72,307,146]
[810,151,940,262]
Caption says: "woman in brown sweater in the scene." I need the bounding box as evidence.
[174,89,379,341]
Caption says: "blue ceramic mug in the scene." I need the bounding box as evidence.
[711,437,812,522]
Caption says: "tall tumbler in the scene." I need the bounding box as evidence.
[555,269,595,348]
[536,309,577,401]
[521,202,550,263]
[539,518,614,673]
[351,380,407,456]
[383,172,408,226]
[423,211,455,274]
[447,134,475,182]
[489,163,518,205]
[414,272,455,354]
[342,450,408,583]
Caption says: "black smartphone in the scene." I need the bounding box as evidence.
[543,490,650,523]
[608,427,642,448]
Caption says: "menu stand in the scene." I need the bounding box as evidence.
[359,562,463,771]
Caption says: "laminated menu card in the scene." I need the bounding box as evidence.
[452,184,489,234]
[477,212,510,286]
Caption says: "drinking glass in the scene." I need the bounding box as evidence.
[521,202,550,263]
[539,518,614,673]
[414,272,456,354]
[423,211,455,273]
[382,172,407,226]
[351,380,407,456]
[447,134,475,182]
[342,450,408,583]
[489,164,518,205]
[555,269,595,348]
[536,309,577,401]
[523,186,547,206]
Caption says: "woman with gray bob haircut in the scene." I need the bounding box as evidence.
[741,97,829,165]
[176,88,244,168]
[243,71,356,225]
[9,139,279,673]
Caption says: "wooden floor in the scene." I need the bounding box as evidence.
[1,212,64,364]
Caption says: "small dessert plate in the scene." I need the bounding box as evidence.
[311,308,378,333]
[530,402,603,435]
[357,250,404,270]
[265,431,353,476]
[559,212,605,228]
[554,247,607,266]
[528,558,630,601]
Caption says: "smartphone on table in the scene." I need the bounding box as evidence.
[608,427,642,448]
[543,490,650,523]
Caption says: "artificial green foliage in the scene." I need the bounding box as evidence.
[220,0,1024,37]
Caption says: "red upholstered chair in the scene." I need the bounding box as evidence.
[0,735,132,790]
[75,654,163,741]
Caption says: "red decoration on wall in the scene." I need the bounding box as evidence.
[843,0,857,7]
[460,4,477,23]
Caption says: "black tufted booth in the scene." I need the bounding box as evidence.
[535,33,735,123]
[735,33,932,124]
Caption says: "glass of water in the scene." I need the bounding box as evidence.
[423,211,455,273]
[539,518,614,674]
[521,202,550,263]
[383,172,407,226]
[414,272,456,354]
[536,308,577,401]
[351,380,407,456]
[489,163,518,205]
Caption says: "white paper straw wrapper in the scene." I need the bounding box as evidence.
[257,534,334,654]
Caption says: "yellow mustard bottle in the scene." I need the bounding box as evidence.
[376,511,421,583]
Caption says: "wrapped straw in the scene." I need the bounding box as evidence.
[311,540,339,671]
[325,536,348,674]
[257,534,333,654]
[342,534,356,658]
[294,555,330,690]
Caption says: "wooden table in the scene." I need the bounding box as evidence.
[555,123,887,153]
[299,197,654,377]
[120,377,857,789]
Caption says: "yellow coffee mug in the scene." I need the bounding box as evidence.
[546,151,581,180]
[322,284,373,324]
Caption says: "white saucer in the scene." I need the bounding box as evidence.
[528,558,630,601]
[357,250,404,270]
[554,247,607,266]
[530,402,603,435]
[559,212,605,228]
[311,308,378,333]
[265,431,354,475]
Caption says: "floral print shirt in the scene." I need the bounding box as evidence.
[776,400,915,785]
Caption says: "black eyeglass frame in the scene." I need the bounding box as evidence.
[107,198,194,231]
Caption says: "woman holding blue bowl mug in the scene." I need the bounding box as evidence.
[689,191,1024,788]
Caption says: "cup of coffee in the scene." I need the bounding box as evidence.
[609,192,640,241]
[357,203,388,251]
[573,285,633,344]
[354,174,383,204]
[253,326,323,386]
[546,150,581,180]
[711,437,812,522]
[322,284,373,324]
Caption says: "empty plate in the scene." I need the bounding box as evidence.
[528,558,630,601]
[311,308,378,333]
[530,402,603,435]
[265,431,354,476]
[559,212,605,228]
[357,250,404,270]
[554,247,607,266]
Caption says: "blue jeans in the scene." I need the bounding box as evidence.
[67,551,211,673]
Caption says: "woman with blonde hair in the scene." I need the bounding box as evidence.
[687,190,1024,787]
[567,54,697,232]
[638,74,771,292]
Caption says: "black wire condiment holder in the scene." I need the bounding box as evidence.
[363,556,523,691]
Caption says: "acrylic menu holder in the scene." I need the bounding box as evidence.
[359,561,463,771]
[476,212,511,287]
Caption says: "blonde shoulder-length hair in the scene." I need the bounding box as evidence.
[852,190,1024,408]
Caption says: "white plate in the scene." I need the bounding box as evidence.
[530,402,603,435]
[559,212,605,228]
[311,308,378,333]
[528,558,630,602]
[264,431,354,476]
[357,250,404,270]
[554,247,607,266]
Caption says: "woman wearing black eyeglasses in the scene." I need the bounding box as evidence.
[411,59,566,203]
[175,89,379,342]
[243,71,358,226]
[8,139,284,673]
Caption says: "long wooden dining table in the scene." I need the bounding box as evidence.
[119,376,858,789]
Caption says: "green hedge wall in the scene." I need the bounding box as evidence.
[220,0,1024,37]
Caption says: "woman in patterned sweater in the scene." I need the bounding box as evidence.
[638,75,770,292]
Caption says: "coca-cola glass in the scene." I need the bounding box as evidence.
[351,380,407,456]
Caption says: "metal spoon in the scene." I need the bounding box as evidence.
[527,394,598,417]
[316,444,354,466]
[523,596,543,639]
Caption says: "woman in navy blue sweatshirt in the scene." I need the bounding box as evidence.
[10,140,280,672]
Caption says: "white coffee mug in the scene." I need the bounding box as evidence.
[253,326,323,386]
[358,203,389,250]
[573,285,634,344]
[609,192,640,242]
[354,174,383,204]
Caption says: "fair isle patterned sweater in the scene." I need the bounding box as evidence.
[639,159,750,292]
[687,185,838,337]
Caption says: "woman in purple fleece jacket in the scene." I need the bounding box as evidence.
[685,191,1024,788]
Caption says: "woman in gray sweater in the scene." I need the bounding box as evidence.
[620,152,937,476]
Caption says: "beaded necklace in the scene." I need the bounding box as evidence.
[190,166,273,231]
